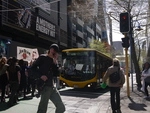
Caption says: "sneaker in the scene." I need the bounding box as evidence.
[141,88,145,92]
[112,110,117,113]
[116,109,122,113]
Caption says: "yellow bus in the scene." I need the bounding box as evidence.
[59,48,112,89]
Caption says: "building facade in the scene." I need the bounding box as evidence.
[0,0,110,61]
[67,0,109,48]
[0,0,67,60]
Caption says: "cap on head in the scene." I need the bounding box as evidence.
[50,44,59,52]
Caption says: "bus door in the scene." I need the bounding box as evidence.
[96,54,103,83]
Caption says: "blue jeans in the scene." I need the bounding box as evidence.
[37,86,65,113]
[109,87,121,111]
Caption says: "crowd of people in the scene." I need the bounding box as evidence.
[0,44,65,113]
[1,46,150,113]
[0,56,39,107]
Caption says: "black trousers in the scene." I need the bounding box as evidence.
[0,73,8,101]
[109,87,121,111]
[144,82,150,96]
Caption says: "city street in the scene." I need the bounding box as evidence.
[0,1,149,113]
[0,74,150,113]
[0,87,111,113]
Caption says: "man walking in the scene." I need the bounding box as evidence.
[31,44,65,113]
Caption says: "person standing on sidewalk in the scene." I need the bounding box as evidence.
[141,62,150,98]
[7,57,21,107]
[102,58,125,113]
[30,44,65,113]
[0,57,9,102]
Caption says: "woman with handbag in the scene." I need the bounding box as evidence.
[102,58,125,113]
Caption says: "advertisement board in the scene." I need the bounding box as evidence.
[2,0,56,38]
[17,46,39,61]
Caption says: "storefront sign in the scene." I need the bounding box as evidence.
[17,46,39,61]
[36,16,56,37]
[2,1,57,39]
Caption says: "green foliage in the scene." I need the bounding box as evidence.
[89,40,111,57]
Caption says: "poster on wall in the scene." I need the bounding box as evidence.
[6,0,52,29]
[6,0,35,30]
[0,39,8,57]
[17,46,39,62]
[3,1,56,37]
[36,16,56,38]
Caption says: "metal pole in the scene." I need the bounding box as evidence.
[130,54,134,92]
[125,48,130,97]
[130,17,134,92]
[130,34,134,92]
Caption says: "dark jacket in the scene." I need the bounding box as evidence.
[30,55,59,86]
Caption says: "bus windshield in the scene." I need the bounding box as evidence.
[62,51,96,81]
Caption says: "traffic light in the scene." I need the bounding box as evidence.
[120,12,130,33]
[121,37,130,48]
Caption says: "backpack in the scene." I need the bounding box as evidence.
[109,68,120,83]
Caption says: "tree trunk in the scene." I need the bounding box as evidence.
[130,35,141,88]
[147,0,150,57]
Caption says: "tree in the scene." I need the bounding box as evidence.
[105,0,150,88]
[67,0,97,23]
[89,40,111,57]
[68,0,150,88]
[146,0,150,58]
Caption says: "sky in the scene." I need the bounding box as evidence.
[112,31,124,41]
[112,20,124,42]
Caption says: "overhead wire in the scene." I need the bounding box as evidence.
[0,1,106,43]
[0,0,61,12]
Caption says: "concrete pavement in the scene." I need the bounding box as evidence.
[0,86,150,113]
[0,75,150,113]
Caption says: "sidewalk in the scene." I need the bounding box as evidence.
[0,87,150,113]
[110,86,150,113]
[113,75,150,113]
[0,75,150,113]
[94,74,150,113]
[0,97,56,113]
